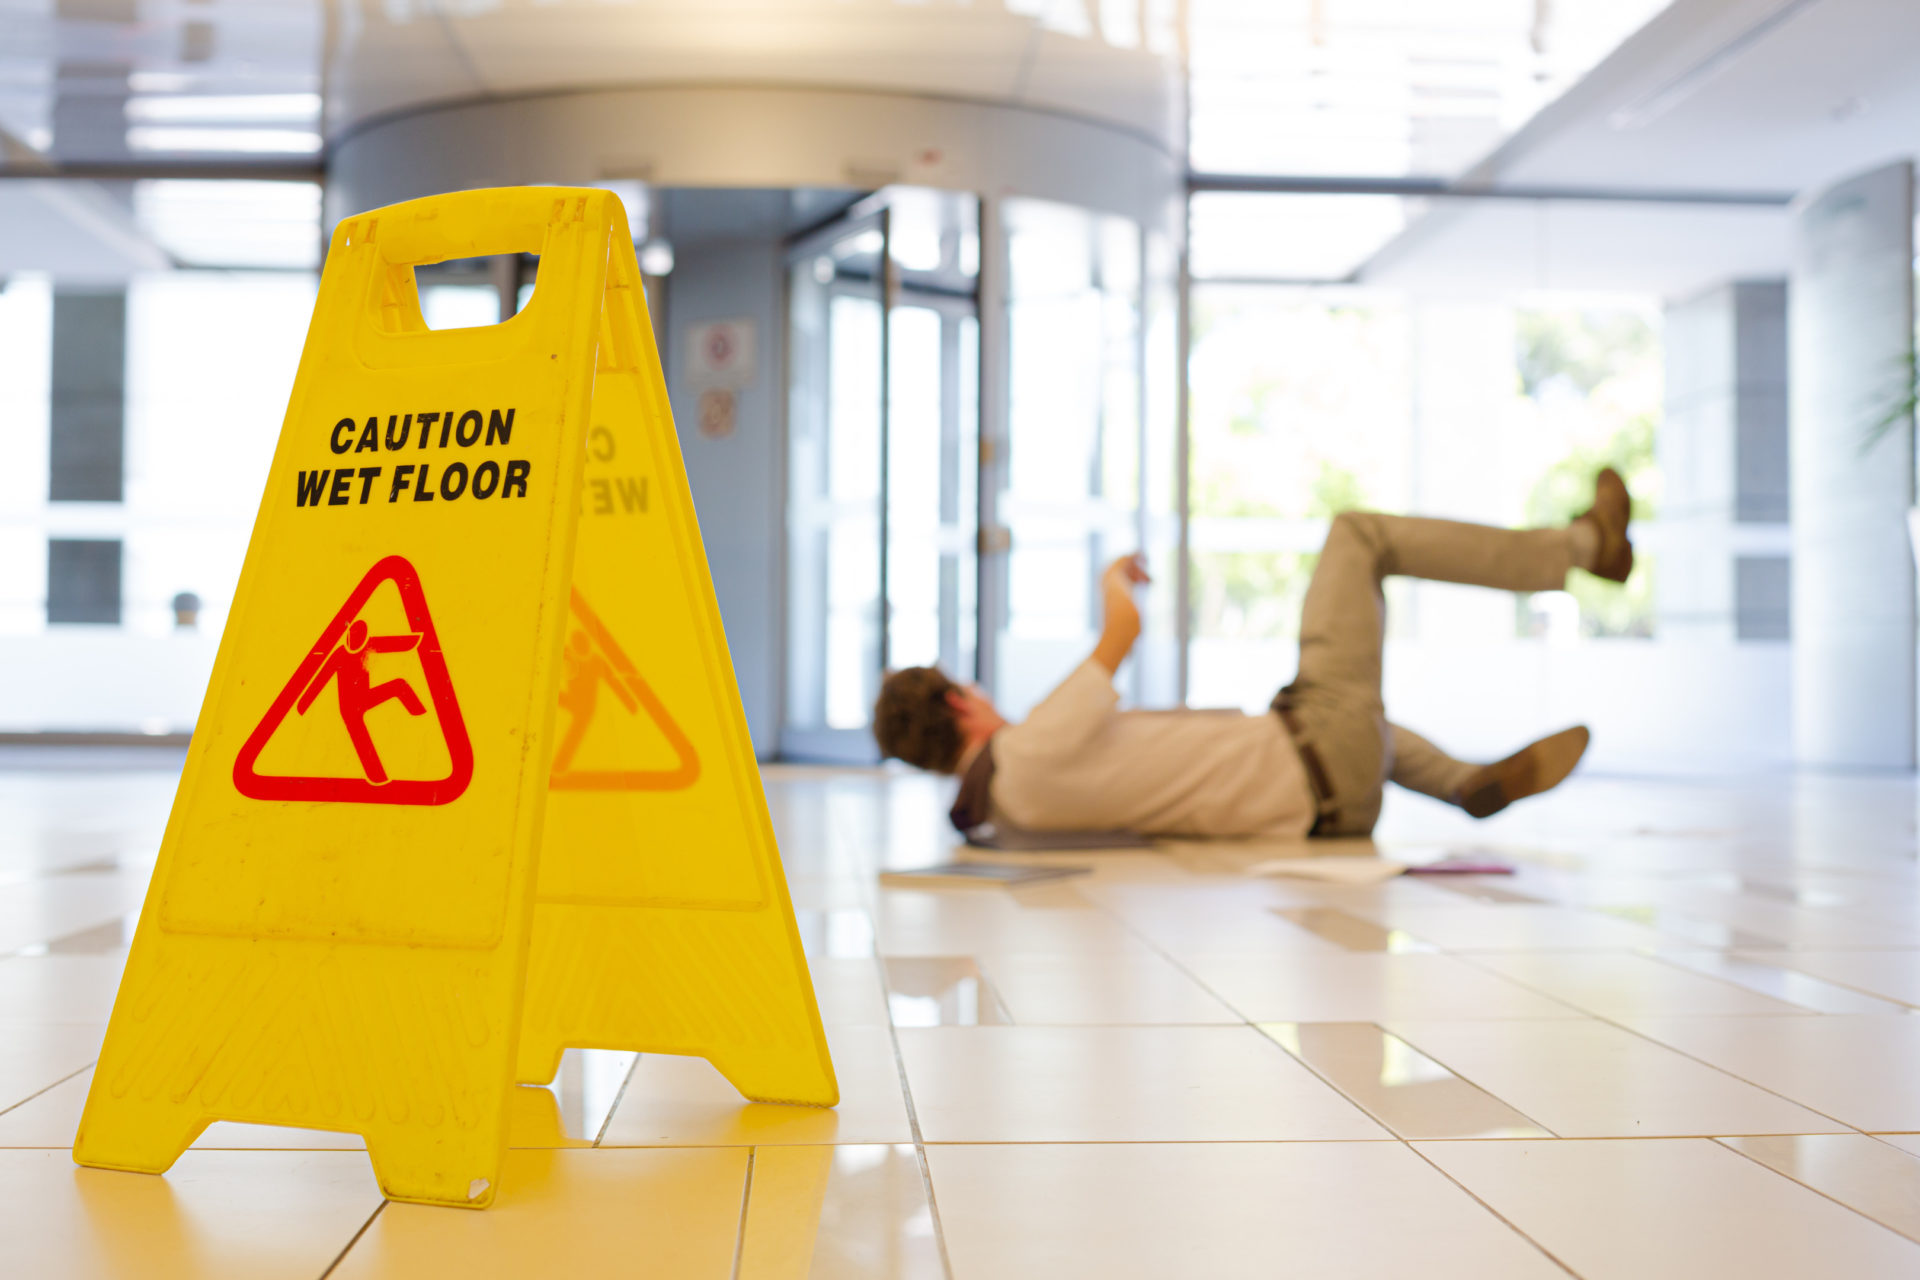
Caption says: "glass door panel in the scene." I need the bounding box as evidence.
[886,304,980,679]
[784,190,980,761]
[996,198,1146,718]
[785,215,885,755]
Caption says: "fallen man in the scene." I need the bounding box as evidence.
[873,470,1633,841]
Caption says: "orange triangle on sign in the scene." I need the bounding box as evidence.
[549,590,699,792]
[232,555,473,806]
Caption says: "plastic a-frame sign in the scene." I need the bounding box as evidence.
[73,187,837,1209]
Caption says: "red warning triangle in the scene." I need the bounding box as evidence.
[233,555,473,805]
[549,589,699,792]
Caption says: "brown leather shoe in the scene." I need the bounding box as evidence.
[1454,726,1591,819]
[1574,467,1633,583]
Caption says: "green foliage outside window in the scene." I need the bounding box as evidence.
[1515,309,1662,639]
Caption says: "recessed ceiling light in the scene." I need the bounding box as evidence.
[126,94,322,125]
[126,126,322,154]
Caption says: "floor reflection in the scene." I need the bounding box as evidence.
[1274,908,1436,953]
[510,1048,638,1147]
[739,1144,943,1279]
[1260,1022,1550,1139]
[881,958,1012,1027]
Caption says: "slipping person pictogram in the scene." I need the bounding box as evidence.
[233,555,473,806]
[295,619,425,786]
[552,628,637,776]
[548,590,699,791]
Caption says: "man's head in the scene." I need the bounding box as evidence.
[872,667,1004,774]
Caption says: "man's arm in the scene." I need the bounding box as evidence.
[1090,554,1150,675]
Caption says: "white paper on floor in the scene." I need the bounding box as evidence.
[1246,856,1408,885]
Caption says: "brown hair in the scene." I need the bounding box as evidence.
[872,667,965,773]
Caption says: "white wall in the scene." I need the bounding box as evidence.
[663,243,784,757]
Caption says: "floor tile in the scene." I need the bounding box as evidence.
[44,914,139,955]
[810,956,893,1026]
[1259,1022,1551,1139]
[1106,906,1350,957]
[897,1025,1387,1142]
[0,1147,380,1279]
[0,874,150,956]
[1466,951,1813,1017]
[1384,1017,1847,1136]
[1349,905,1668,951]
[737,1144,943,1280]
[1656,895,1920,949]
[1418,1138,1920,1279]
[1272,907,1439,952]
[883,957,1012,1026]
[1620,1015,1920,1131]
[926,1142,1564,1279]
[1733,948,1920,1008]
[0,1066,366,1150]
[874,891,1148,957]
[1722,1134,1920,1244]
[1179,952,1577,1022]
[0,956,126,1023]
[597,1027,912,1146]
[0,1021,103,1111]
[1654,949,1913,1014]
[976,950,1241,1025]
[1879,1134,1920,1158]
[329,1148,746,1278]
[793,909,878,959]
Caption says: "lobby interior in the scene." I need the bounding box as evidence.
[5,2,1920,1277]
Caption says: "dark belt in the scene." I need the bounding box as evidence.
[1273,699,1337,833]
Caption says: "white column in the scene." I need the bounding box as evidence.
[1788,160,1916,768]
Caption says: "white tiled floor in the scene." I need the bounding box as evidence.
[7,753,1920,1276]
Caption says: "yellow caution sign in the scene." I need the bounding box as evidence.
[73,187,836,1208]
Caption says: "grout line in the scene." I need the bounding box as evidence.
[1636,948,1834,1012]
[1251,1021,1564,1141]
[589,1053,643,1147]
[1654,947,1920,1013]
[729,1147,756,1280]
[317,1202,384,1280]
[1713,1135,1920,1245]
[1403,1142,1583,1278]
[1426,953,1872,1136]
[875,950,957,1279]
[0,1059,95,1121]
[1085,885,1589,1270]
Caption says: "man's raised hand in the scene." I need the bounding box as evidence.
[1092,554,1148,675]
[1104,553,1151,589]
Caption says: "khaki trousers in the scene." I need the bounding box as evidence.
[1272,511,1576,837]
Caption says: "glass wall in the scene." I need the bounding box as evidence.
[0,179,320,733]
[1184,192,1786,774]
[993,197,1179,718]
[3,175,1785,779]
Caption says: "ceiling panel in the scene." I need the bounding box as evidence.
[1474,0,1920,197]
[1359,198,1791,299]
[1187,0,1673,178]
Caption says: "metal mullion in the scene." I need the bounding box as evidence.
[975,194,1008,700]
[1175,197,1193,707]
[876,206,893,676]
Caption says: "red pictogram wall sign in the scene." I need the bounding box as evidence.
[233,555,473,804]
